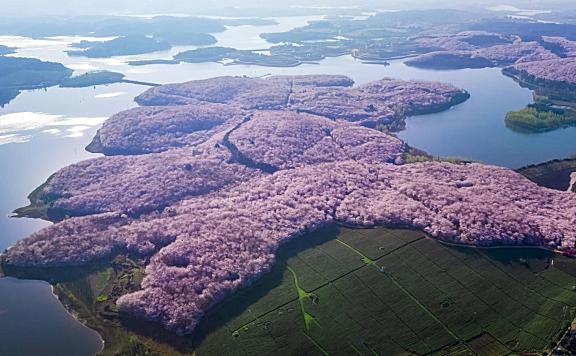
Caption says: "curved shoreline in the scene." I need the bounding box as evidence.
[48,283,106,354]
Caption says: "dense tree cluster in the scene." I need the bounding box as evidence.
[229,111,407,169]
[40,147,263,216]
[37,111,408,215]
[511,58,576,85]
[541,36,576,57]
[288,78,469,125]
[88,103,245,155]
[134,75,464,122]
[5,161,576,334]
[407,37,561,68]
[475,40,559,65]
[409,33,576,92]
[4,74,576,335]
[134,75,353,109]
[415,31,513,52]
[92,75,465,155]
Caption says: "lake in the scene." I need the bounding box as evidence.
[0,16,575,355]
[0,83,148,356]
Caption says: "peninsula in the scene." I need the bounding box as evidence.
[4,75,576,349]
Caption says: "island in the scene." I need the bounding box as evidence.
[0,56,72,88]
[174,47,304,67]
[152,32,217,46]
[68,33,220,59]
[67,36,172,58]
[59,71,126,88]
[0,56,72,106]
[127,59,180,66]
[3,74,576,355]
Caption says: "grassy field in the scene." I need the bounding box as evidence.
[13,225,576,355]
[188,226,576,355]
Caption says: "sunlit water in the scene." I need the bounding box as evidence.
[0,83,147,356]
[0,15,575,355]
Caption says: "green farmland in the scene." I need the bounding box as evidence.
[15,226,576,355]
[189,226,576,355]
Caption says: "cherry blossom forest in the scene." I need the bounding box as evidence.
[3,74,576,335]
[407,31,576,87]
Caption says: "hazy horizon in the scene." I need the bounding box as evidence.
[2,0,575,17]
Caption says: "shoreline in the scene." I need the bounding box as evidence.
[48,283,106,354]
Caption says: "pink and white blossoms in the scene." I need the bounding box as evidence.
[3,74,575,336]
[407,38,560,69]
[510,57,576,86]
[5,161,576,334]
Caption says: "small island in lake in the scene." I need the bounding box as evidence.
[67,36,173,58]
[174,47,305,67]
[59,71,126,88]
[127,59,180,66]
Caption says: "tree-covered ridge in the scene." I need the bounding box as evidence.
[510,57,576,86]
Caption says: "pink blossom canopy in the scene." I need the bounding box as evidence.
[3,75,576,336]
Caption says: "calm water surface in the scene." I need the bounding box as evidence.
[0,16,575,355]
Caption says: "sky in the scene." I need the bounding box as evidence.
[2,0,575,17]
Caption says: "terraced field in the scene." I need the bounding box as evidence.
[24,225,576,355]
[186,226,576,355]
